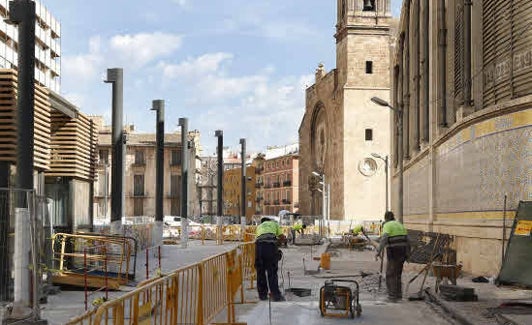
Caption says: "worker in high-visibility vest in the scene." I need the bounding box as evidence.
[290,218,305,244]
[376,211,410,302]
[351,224,366,236]
[255,217,285,302]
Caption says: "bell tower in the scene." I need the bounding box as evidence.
[335,0,392,87]
[335,0,393,220]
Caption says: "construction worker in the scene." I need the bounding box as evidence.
[376,211,410,302]
[255,217,286,301]
[290,218,304,244]
[351,224,366,236]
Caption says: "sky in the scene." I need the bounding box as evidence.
[43,0,402,155]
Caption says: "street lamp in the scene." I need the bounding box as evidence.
[179,118,189,249]
[312,171,327,237]
[370,96,403,223]
[215,130,224,245]
[371,153,389,212]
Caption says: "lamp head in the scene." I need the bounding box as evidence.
[151,99,164,111]
[312,171,321,177]
[371,153,382,159]
[370,96,390,107]
[215,130,223,137]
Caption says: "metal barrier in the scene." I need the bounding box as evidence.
[51,233,136,289]
[67,242,256,325]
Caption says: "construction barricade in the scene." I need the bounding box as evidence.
[66,242,256,325]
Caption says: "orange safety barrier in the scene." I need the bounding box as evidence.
[67,242,256,325]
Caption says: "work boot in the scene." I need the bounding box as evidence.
[273,295,286,302]
[386,296,401,303]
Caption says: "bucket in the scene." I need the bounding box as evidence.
[320,252,331,270]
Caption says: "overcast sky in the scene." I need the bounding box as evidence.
[43,0,401,155]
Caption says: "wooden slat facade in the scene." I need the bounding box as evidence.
[0,69,51,170]
[0,68,97,180]
[47,111,97,181]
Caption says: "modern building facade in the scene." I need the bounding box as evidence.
[299,0,394,222]
[0,0,61,92]
[93,119,201,221]
[256,144,299,216]
[390,0,531,275]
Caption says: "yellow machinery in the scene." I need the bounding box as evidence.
[319,279,362,319]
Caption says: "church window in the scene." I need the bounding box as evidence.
[365,129,373,141]
[366,61,373,74]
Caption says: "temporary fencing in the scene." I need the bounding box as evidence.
[0,188,47,322]
[51,233,137,289]
[66,242,256,325]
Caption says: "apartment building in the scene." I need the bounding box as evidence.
[256,144,299,216]
[222,165,256,221]
[93,119,201,220]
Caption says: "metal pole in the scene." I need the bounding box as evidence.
[153,100,165,222]
[215,131,223,244]
[322,174,326,238]
[103,162,108,218]
[398,111,404,223]
[385,155,389,212]
[152,100,164,247]
[10,0,35,310]
[240,139,246,223]
[0,162,9,301]
[216,131,224,217]
[105,68,124,234]
[327,183,330,236]
[502,194,507,266]
[179,118,189,249]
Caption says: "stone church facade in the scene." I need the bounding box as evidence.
[299,0,395,222]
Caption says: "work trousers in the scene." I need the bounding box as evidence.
[385,245,408,299]
[255,241,282,300]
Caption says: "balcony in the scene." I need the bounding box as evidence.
[255,182,262,188]
[131,161,146,167]
[264,201,271,205]
[273,200,280,205]
[264,184,272,189]
[273,182,281,188]
[255,197,263,203]
[283,180,292,187]
[282,199,291,204]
